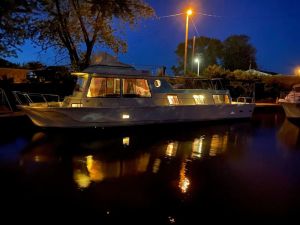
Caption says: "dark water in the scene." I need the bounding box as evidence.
[1,110,300,224]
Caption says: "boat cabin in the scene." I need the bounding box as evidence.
[62,63,232,108]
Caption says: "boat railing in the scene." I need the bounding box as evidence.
[279,91,290,99]
[0,88,13,111]
[13,91,61,106]
[168,77,226,91]
[236,96,255,103]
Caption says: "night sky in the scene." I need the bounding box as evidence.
[8,0,300,75]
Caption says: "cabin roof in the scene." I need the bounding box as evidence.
[82,62,151,76]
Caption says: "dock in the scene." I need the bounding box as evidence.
[255,102,282,108]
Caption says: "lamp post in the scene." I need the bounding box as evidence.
[294,67,300,76]
[194,58,200,76]
[184,9,192,76]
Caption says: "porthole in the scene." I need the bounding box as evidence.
[154,79,161,88]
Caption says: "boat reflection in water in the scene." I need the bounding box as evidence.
[7,111,300,224]
[73,153,151,189]
[277,118,300,149]
[16,122,253,224]
[69,124,245,191]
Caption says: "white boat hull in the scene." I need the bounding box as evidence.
[19,104,255,128]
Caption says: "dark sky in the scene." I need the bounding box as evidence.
[8,0,300,74]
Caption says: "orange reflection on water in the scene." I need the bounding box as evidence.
[73,170,91,189]
[122,137,130,146]
[165,142,178,157]
[73,153,151,189]
[191,136,204,159]
[178,162,190,193]
[209,133,228,156]
[152,158,161,173]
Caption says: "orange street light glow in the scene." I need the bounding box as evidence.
[187,9,192,16]
[294,67,300,76]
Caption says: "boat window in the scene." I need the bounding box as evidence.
[87,77,120,97]
[167,95,179,105]
[211,79,224,90]
[194,80,212,89]
[154,79,161,88]
[106,78,120,96]
[73,75,88,96]
[122,79,151,97]
[213,95,230,104]
[193,95,205,104]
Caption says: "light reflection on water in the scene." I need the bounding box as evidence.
[17,122,250,194]
[277,119,300,149]
[3,111,300,223]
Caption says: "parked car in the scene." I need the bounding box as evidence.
[26,66,72,83]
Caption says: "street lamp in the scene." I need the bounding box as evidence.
[294,66,300,76]
[184,9,192,76]
[194,58,200,76]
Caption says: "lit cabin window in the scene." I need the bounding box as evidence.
[122,114,130,119]
[73,74,88,97]
[87,77,120,97]
[193,95,205,104]
[213,95,230,104]
[167,95,179,105]
[71,103,83,107]
[122,79,151,97]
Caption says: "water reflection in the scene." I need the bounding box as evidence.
[178,161,190,193]
[70,131,234,190]
[165,142,178,158]
[73,153,151,189]
[191,136,204,159]
[17,123,251,193]
[4,112,300,223]
[277,119,300,149]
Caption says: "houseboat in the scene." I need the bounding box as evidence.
[17,62,255,128]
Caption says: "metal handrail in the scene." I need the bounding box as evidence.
[0,88,13,111]
[237,96,255,103]
[12,91,61,106]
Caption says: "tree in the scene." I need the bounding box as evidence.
[0,0,36,57]
[32,0,154,69]
[172,36,223,75]
[222,35,257,71]
[23,61,46,70]
[202,64,229,79]
[0,58,19,68]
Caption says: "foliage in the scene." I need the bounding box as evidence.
[172,36,223,75]
[0,0,37,57]
[31,0,154,69]
[0,58,19,68]
[202,64,229,78]
[23,61,46,70]
[222,35,257,71]
[190,64,300,100]
[173,35,257,74]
